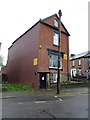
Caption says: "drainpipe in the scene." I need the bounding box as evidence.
[67,37,69,81]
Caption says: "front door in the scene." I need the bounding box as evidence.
[40,73,47,89]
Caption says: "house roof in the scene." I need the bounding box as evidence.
[41,13,58,21]
[8,13,70,50]
[70,51,90,60]
[84,52,90,58]
[42,13,70,36]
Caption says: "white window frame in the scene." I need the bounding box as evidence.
[78,69,81,76]
[53,32,59,46]
[71,68,77,77]
[49,54,62,69]
[54,19,58,28]
[72,60,75,66]
[78,59,81,66]
[53,73,57,83]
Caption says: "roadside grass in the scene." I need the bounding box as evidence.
[2,80,89,92]
[2,83,34,92]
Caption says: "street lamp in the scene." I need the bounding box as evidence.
[57,10,62,94]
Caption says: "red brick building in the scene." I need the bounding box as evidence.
[70,51,90,79]
[7,14,70,88]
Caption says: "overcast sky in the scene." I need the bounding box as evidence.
[0,0,89,65]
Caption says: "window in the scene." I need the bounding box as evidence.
[53,73,57,83]
[88,58,90,67]
[49,54,62,69]
[49,73,57,83]
[71,68,76,77]
[72,61,75,66]
[53,32,59,46]
[88,58,90,65]
[54,19,58,28]
[78,59,81,66]
[78,69,81,76]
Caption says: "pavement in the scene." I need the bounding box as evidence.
[1,87,88,101]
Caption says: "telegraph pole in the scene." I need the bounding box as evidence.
[57,10,62,94]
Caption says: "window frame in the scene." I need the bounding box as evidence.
[78,59,81,66]
[49,54,62,69]
[78,68,82,76]
[53,32,59,46]
[53,73,57,83]
[72,60,75,67]
[54,19,58,28]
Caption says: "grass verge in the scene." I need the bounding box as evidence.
[2,81,89,92]
[2,83,34,92]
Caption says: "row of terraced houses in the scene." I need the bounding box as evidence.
[70,51,90,79]
[6,13,89,88]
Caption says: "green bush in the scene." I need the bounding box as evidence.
[2,83,33,92]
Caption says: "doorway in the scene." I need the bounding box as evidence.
[39,73,47,89]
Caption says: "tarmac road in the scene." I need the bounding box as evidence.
[1,87,88,118]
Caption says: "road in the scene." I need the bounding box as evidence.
[2,93,88,118]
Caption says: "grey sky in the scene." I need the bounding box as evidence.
[0,0,89,65]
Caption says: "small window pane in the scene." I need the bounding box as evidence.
[72,61,75,66]
[53,33,59,46]
[78,59,81,65]
[53,73,57,83]
[49,54,62,69]
[54,20,58,27]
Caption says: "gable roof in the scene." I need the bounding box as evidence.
[41,13,58,21]
[41,13,70,36]
[8,13,70,50]
[70,51,90,60]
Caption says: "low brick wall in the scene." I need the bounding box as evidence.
[60,73,70,81]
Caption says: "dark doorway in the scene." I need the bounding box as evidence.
[39,73,47,89]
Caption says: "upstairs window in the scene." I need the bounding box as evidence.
[72,60,75,67]
[53,32,59,46]
[78,68,81,76]
[78,59,81,66]
[54,19,58,28]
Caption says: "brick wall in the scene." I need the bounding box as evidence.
[38,15,70,80]
[7,23,40,88]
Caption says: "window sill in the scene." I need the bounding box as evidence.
[78,65,81,66]
[49,67,63,70]
[53,44,59,47]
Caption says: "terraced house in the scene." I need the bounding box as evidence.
[7,13,70,89]
[70,51,90,79]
